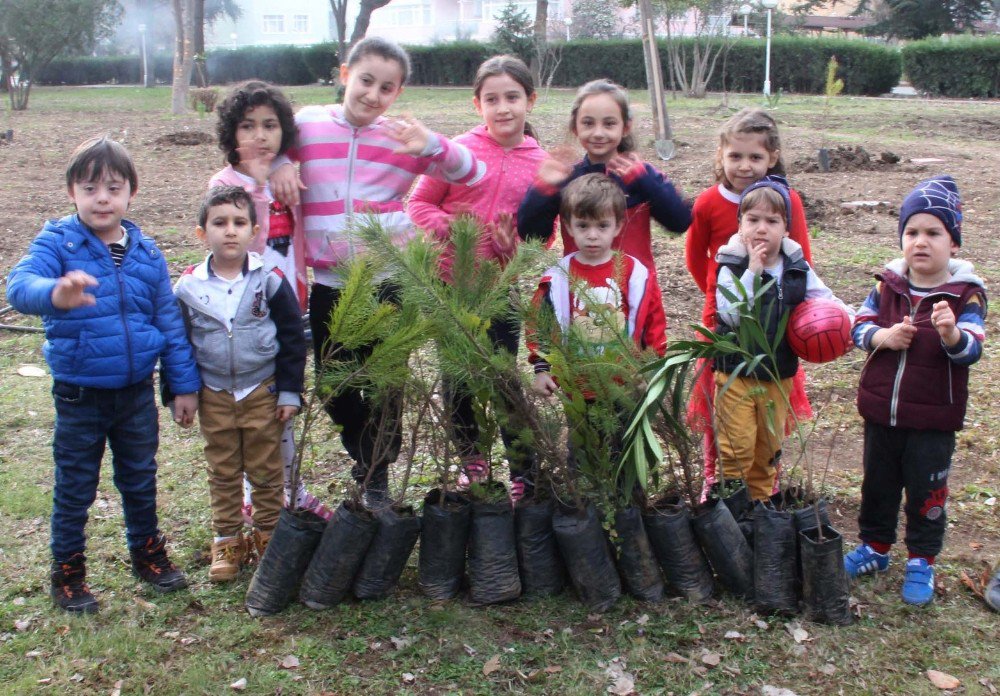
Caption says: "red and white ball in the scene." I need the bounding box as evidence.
[787,299,852,363]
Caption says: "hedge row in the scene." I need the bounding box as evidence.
[902,37,1000,98]
[36,36,902,96]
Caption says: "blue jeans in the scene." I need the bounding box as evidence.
[50,377,161,561]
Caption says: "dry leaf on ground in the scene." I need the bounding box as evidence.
[483,654,501,676]
[926,669,961,690]
[701,651,722,667]
[279,655,299,669]
[229,677,247,691]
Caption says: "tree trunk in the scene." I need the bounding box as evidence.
[193,0,207,87]
[350,0,393,47]
[171,0,196,115]
[529,0,548,85]
[329,0,348,68]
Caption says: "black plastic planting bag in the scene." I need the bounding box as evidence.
[353,505,422,600]
[800,525,853,625]
[692,499,754,600]
[418,489,472,600]
[467,498,521,605]
[717,481,754,547]
[245,507,327,617]
[613,507,664,602]
[552,503,621,612]
[299,501,378,609]
[514,498,565,597]
[643,501,714,603]
[792,499,831,535]
[752,503,798,614]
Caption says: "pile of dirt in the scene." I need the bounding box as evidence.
[795,146,900,173]
[154,131,214,146]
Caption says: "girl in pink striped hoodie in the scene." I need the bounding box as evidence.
[270,37,484,508]
[407,55,547,503]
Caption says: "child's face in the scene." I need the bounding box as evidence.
[573,93,629,164]
[565,209,622,264]
[67,171,136,239]
[339,56,405,127]
[236,104,283,161]
[474,73,535,147]
[196,201,259,268]
[739,201,787,266]
[721,133,779,194]
[902,212,957,282]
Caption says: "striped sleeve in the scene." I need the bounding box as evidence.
[423,133,485,186]
[946,293,986,365]
[852,283,882,351]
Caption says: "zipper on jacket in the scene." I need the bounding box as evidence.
[114,242,134,386]
[888,293,913,426]
[345,127,359,258]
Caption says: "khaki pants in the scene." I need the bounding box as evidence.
[714,372,792,501]
[199,380,283,537]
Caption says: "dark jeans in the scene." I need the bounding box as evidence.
[443,310,535,479]
[310,282,403,490]
[858,421,954,557]
[50,377,160,561]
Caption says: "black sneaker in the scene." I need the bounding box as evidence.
[129,534,188,593]
[50,553,99,614]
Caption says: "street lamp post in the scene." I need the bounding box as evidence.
[760,0,778,96]
[564,17,572,41]
[138,23,150,88]
[739,4,752,35]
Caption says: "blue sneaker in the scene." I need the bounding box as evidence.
[844,544,890,579]
[901,558,935,606]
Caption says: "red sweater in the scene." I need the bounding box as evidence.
[685,183,812,326]
[527,252,667,373]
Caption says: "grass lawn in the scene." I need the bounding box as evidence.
[0,84,998,695]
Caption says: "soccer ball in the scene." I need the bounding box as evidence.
[787,299,852,363]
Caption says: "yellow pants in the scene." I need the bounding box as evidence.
[199,379,284,537]
[714,372,792,501]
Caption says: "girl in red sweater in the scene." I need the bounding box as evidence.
[684,108,813,496]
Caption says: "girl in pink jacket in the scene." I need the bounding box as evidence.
[212,81,331,524]
[407,55,547,503]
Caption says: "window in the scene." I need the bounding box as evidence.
[262,14,285,34]
[292,14,309,33]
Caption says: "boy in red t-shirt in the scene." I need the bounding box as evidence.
[527,174,666,496]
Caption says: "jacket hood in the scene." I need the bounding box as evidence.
[466,123,540,151]
[883,257,985,289]
[324,104,386,132]
[715,232,804,265]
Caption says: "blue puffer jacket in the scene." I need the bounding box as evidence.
[6,214,201,393]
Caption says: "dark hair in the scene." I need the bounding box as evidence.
[560,173,626,224]
[65,136,138,192]
[715,107,785,185]
[199,185,256,228]
[569,80,635,154]
[473,54,538,141]
[738,187,787,223]
[216,80,297,167]
[346,36,411,85]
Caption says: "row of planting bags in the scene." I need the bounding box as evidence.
[244,484,852,625]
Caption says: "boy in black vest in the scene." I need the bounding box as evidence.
[713,175,848,501]
[846,176,986,606]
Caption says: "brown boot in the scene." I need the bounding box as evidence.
[250,529,272,562]
[209,535,247,583]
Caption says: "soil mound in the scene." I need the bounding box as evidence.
[154,131,214,146]
[796,146,900,173]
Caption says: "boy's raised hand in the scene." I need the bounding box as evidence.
[236,144,275,186]
[51,270,98,309]
[385,116,432,156]
[875,316,918,351]
[172,393,198,428]
[276,405,299,423]
[930,300,961,346]
[270,163,306,207]
[532,372,558,398]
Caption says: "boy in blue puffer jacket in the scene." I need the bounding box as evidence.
[6,136,201,614]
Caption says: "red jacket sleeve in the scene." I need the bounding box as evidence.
[685,193,712,294]
[407,174,454,242]
[789,189,813,266]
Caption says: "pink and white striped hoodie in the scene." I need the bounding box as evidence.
[287,104,484,287]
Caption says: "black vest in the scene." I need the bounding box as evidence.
[714,253,809,381]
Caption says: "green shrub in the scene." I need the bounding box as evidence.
[206,45,315,85]
[407,42,497,85]
[903,37,1000,97]
[301,42,340,83]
